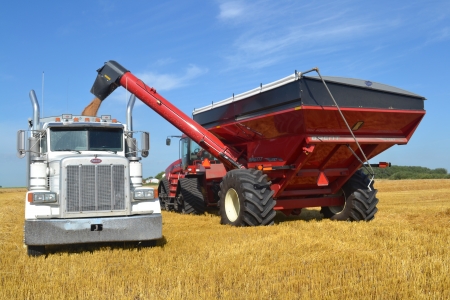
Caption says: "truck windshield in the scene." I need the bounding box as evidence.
[50,127,123,152]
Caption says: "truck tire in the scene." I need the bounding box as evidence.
[320,170,378,221]
[178,178,205,215]
[219,169,276,226]
[158,178,170,210]
[27,245,45,257]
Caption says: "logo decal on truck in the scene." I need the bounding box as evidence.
[90,158,102,164]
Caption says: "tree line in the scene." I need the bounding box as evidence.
[147,166,449,182]
[362,165,449,180]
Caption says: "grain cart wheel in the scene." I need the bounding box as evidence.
[158,178,170,210]
[178,178,205,215]
[27,245,45,257]
[320,170,379,221]
[219,169,276,226]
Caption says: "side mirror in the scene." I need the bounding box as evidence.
[166,138,171,146]
[141,132,149,158]
[17,130,26,158]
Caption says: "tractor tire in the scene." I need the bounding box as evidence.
[173,195,181,212]
[320,170,379,221]
[164,199,172,211]
[219,169,276,226]
[178,178,205,215]
[158,178,170,210]
[27,245,45,257]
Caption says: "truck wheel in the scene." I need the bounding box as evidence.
[219,169,276,226]
[27,245,45,257]
[158,178,170,210]
[320,170,379,221]
[178,178,205,215]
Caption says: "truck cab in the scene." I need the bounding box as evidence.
[17,91,162,256]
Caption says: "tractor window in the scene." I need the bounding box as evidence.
[189,140,201,163]
[189,139,215,164]
[180,138,189,169]
[180,138,217,167]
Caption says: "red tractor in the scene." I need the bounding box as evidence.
[91,61,425,226]
[160,136,226,215]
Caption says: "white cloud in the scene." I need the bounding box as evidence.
[136,64,208,91]
[217,0,401,70]
[155,58,175,66]
[0,73,14,81]
[137,73,180,91]
[109,64,208,104]
[432,27,450,42]
[218,1,245,20]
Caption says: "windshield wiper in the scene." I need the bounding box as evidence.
[90,148,118,153]
[57,149,81,154]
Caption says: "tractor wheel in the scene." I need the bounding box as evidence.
[158,178,170,210]
[27,245,45,257]
[320,170,379,221]
[173,195,181,212]
[178,178,205,215]
[164,199,171,211]
[219,169,276,226]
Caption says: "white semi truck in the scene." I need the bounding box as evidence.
[17,91,162,256]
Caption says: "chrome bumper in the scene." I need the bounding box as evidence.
[24,214,162,245]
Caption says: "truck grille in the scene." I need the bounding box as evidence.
[66,165,125,212]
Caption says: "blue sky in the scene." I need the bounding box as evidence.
[1,0,449,187]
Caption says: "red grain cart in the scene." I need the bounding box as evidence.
[91,62,425,226]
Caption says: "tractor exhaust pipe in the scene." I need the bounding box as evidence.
[29,90,40,131]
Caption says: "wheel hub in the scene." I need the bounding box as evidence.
[224,188,240,222]
[328,189,346,215]
[328,205,344,214]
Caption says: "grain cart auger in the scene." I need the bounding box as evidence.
[91,60,426,226]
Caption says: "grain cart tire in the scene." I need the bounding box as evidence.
[320,170,379,221]
[178,178,205,215]
[219,169,276,226]
[158,178,170,210]
[27,245,45,257]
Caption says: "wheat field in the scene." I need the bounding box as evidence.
[1,180,449,299]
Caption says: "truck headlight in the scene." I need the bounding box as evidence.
[134,189,154,200]
[29,192,57,203]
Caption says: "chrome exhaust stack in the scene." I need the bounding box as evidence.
[125,93,142,187]
[27,90,46,190]
[29,90,40,131]
[126,93,136,133]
